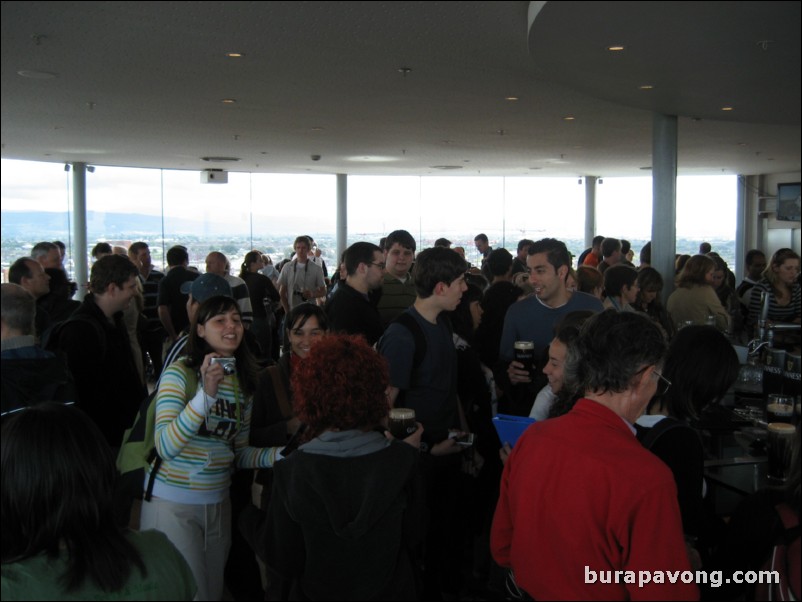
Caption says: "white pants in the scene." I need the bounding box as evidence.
[140,496,231,601]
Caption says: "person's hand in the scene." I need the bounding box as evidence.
[507,360,532,384]
[201,353,224,398]
[384,422,424,450]
[499,442,513,465]
[430,431,465,457]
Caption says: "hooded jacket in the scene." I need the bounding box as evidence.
[263,430,423,600]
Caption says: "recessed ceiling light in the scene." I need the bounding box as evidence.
[563,116,576,121]
[505,96,519,101]
[221,99,237,104]
[310,127,325,132]
[639,85,654,90]
[346,156,400,162]
[225,52,245,58]
[430,165,463,170]
[639,166,652,170]
[17,69,58,79]
[607,45,625,51]
[721,106,734,111]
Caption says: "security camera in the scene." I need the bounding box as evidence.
[311,154,321,161]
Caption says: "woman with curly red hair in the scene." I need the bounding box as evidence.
[261,334,424,600]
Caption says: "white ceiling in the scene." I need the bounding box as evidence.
[2,1,800,178]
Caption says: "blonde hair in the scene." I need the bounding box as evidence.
[763,248,800,293]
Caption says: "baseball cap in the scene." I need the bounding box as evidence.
[180,273,232,302]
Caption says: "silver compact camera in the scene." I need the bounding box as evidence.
[211,357,237,375]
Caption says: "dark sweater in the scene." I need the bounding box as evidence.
[55,294,146,446]
[326,282,383,346]
[263,434,423,600]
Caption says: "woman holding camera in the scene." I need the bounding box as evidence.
[139,295,282,601]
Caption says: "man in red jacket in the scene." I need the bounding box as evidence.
[491,311,698,601]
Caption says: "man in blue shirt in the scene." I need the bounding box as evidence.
[501,238,604,386]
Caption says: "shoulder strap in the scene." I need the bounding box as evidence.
[268,364,293,419]
[143,358,198,501]
[639,416,687,450]
[393,311,427,374]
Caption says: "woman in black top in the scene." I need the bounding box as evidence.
[239,251,280,360]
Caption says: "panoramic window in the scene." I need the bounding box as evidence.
[1,159,737,280]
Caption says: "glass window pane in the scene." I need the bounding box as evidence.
[1,159,72,278]
[161,170,253,270]
[251,173,336,268]
[86,165,163,269]
[503,177,586,259]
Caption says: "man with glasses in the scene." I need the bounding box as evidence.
[492,311,696,600]
[326,242,385,346]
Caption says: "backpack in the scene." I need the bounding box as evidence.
[115,358,198,503]
[755,503,801,601]
[252,363,295,510]
[390,311,454,379]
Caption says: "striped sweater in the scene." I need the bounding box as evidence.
[747,279,801,327]
[149,359,280,504]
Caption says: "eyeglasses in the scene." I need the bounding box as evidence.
[369,262,386,270]
[653,370,672,397]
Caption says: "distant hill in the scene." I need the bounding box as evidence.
[0,210,330,237]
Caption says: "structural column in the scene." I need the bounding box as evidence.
[336,174,348,263]
[734,174,748,283]
[71,162,88,300]
[651,113,678,301]
[584,176,597,249]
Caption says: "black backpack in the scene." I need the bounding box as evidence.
[388,311,454,393]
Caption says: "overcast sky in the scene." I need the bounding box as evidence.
[1,159,736,241]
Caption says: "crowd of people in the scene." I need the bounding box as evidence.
[1,233,800,601]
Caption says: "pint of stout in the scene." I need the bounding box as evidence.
[388,408,417,440]
[767,422,796,481]
[514,341,535,377]
[766,394,794,424]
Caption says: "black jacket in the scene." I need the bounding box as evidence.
[263,435,423,600]
[326,282,383,346]
[55,294,146,446]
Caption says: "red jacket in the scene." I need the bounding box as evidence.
[491,399,698,601]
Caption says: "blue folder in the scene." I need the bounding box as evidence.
[492,414,536,447]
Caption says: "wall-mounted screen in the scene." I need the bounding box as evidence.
[776,182,800,222]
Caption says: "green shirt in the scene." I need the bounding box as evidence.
[377,272,417,329]
[1,530,196,601]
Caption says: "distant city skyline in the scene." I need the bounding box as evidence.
[2,159,737,244]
